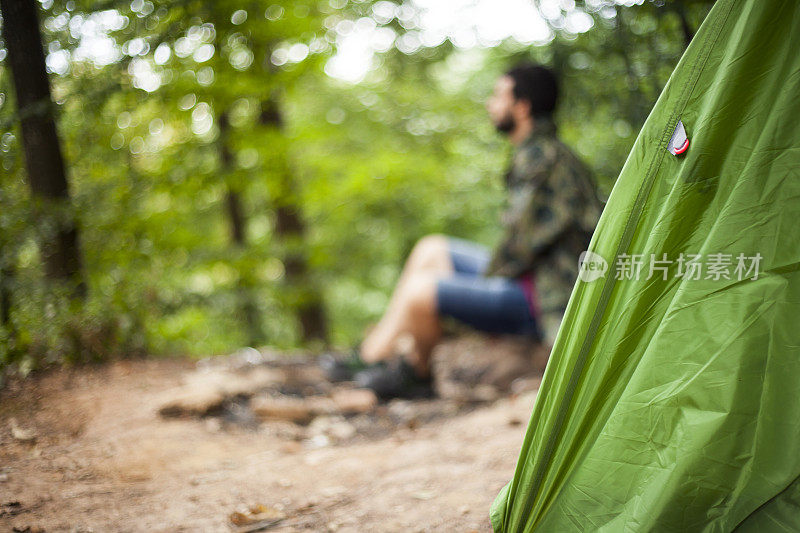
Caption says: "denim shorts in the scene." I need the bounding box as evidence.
[436,237,539,338]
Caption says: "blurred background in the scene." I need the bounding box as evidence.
[0,0,714,372]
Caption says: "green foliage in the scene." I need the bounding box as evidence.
[0,0,713,370]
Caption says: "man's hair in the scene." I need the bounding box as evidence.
[505,63,559,118]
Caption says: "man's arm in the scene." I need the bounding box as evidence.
[485,161,579,279]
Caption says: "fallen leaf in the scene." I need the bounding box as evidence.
[9,419,37,444]
[229,504,285,527]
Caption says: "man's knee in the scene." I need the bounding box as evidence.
[401,273,440,314]
[408,234,450,271]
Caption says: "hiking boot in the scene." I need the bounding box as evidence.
[353,357,434,400]
[319,349,369,382]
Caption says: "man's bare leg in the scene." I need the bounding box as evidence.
[379,234,452,319]
[359,234,453,374]
[359,273,441,376]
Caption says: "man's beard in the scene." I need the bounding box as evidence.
[494,113,515,134]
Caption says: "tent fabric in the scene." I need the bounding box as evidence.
[490,0,800,531]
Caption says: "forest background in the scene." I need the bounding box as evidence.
[0,0,714,372]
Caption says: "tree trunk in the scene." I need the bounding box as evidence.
[672,1,695,48]
[0,258,14,335]
[0,0,85,296]
[0,271,10,328]
[218,112,264,345]
[260,100,328,345]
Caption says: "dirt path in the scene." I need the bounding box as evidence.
[0,358,537,532]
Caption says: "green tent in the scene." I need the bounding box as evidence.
[491,0,800,530]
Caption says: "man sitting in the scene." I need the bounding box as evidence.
[324,64,603,399]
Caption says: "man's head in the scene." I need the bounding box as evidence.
[486,63,559,140]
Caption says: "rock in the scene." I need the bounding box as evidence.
[434,381,471,403]
[387,400,415,421]
[227,347,270,369]
[220,401,259,429]
[261,420,306,441]
[308,415,357,442]
[331,388,377,415]
[282,364,328,388]
[251,395,333,424]
[251,396,316,424]
[328,421,356,441]
[184,366,286,398]
[510,375,542,395]
[9,418,37,444]
[158,389,225,418]
[306,434,331,448]
[157,366,285,418]
[431,333,550,400]
[307,415,336,435]
[472,384,499,402]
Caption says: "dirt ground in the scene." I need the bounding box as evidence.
[0,354,539,532]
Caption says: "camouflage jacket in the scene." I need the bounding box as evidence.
[485,118,602,344]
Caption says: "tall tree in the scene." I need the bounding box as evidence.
[218,110,264,345]
[260,98,327,344]
[0,0,85,296]
[0,245,14,345]
[183,1,330,345]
